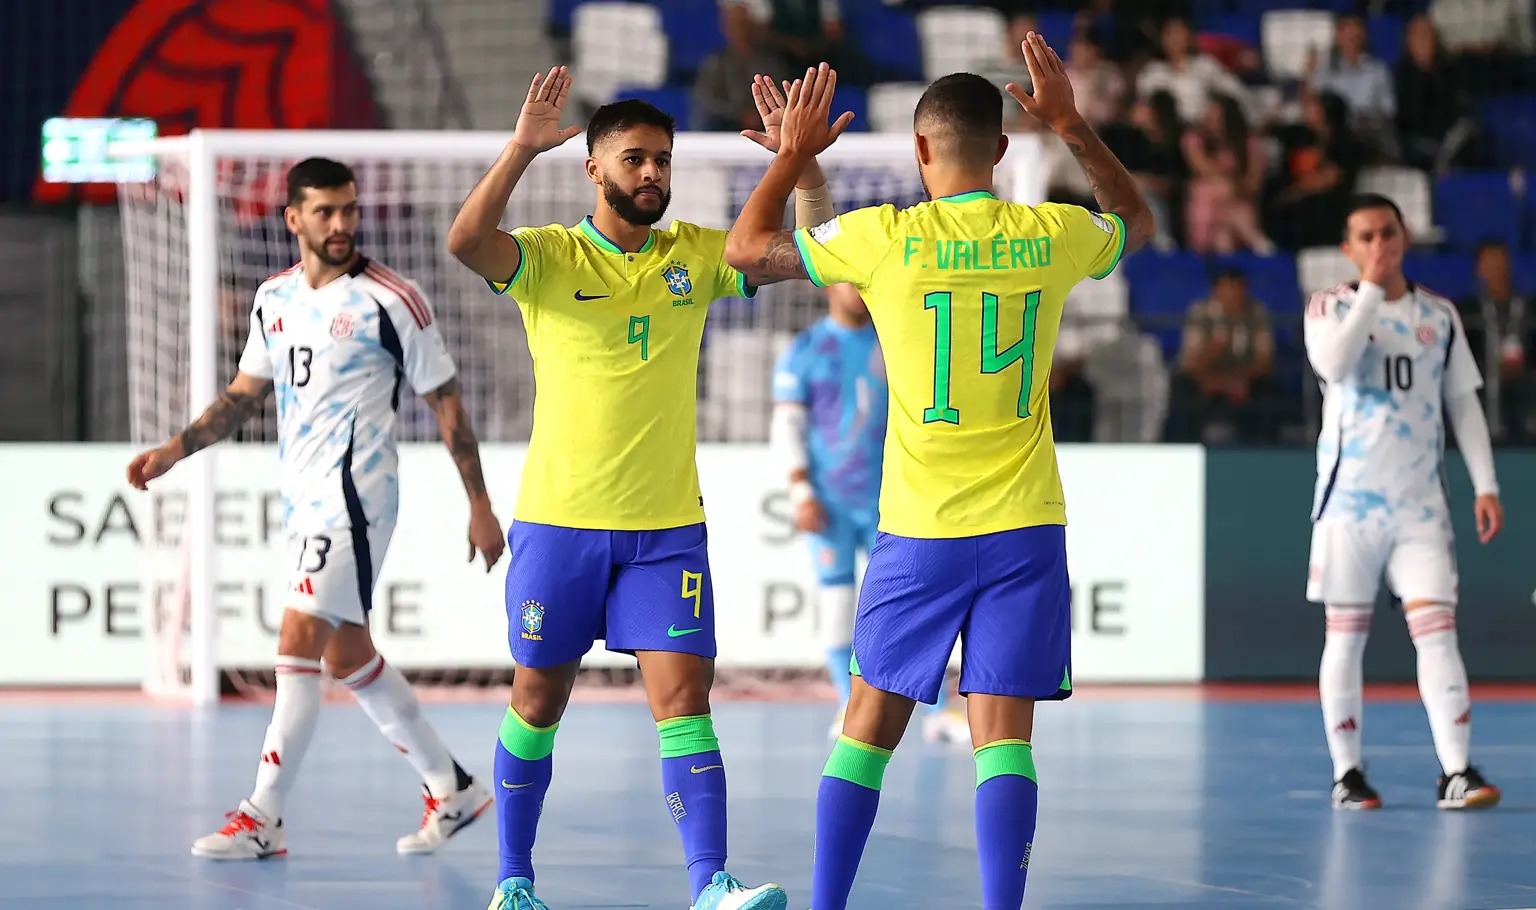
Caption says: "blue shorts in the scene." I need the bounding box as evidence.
[851,525,1072,704]
[807,504,878,586]
[505,520,716,667]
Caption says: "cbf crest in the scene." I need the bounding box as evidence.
[662,261,692,298]
[519,599,544,641]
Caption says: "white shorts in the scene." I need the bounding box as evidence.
[1306,518,1458,606]
[283,522,394,626]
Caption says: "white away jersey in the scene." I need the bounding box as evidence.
[237,257,456,534]
[1304,282,1482,526]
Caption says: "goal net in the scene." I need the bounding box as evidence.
[115,129,1046,705]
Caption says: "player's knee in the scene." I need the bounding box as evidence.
[636,652,713,721]
[1323,603,1373,637]
[1404,601,1457,646]
[843,677,916,751]
[966,693,1036,748]
[277,609,338,660]
[510,662,580,728]
[321,623,377,678]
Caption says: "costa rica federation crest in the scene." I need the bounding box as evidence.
[662,262,692,297]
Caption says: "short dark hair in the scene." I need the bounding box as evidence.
[286,157,355,208]
[1342,193,1404,236]
[913,73,1003,166]
[587,99,675,154]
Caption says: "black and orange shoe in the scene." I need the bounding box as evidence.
[1332,767,1383,810]
[1437,766,1501,810]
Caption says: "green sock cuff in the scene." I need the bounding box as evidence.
[657,714,720,758]
[974,739,1036,786]
[822,735,893,790]
[498,706,558,761]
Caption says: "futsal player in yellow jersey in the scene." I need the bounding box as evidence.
[725,41,1155,910]
[446,67,836,910]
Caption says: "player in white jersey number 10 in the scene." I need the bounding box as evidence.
[126,158,507,859]
[1303,193,1505,811]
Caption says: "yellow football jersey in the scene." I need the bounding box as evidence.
[489,216,754,530]
[793,191,1126,538]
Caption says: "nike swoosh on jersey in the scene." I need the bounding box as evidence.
[666,625,703,637]
[690,764,724,774]
[501,780,534,789]
[574,290,609,301]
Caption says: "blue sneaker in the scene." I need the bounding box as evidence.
[691,871,788,910]
[488,877,549,910]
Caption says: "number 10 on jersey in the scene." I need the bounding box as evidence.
[924,290,1042,424]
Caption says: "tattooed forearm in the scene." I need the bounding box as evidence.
[427,378,489,502]
[750,232,809,284]
[177,382,272,456]
[1057,119,1155,253]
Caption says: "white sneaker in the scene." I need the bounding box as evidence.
[191,798,286,860]
[922,706,970,745]
[397,778,493,854]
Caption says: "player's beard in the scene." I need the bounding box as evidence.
[603,179,670,226]
[315,233,355,266]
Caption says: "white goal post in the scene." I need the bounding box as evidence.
[111,128,1047,706]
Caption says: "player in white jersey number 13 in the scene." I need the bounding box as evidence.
[127,158,507,859]
[1303,193,1505,811]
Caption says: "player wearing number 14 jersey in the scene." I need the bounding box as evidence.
[727,47,1154,910]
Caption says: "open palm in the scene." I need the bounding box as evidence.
[741,74,793,152]
[513,65,584,152]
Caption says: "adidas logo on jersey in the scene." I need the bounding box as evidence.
[292,577,315,596]
[267,317,285,334]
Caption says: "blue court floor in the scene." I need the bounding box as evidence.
[3,695,1535,909]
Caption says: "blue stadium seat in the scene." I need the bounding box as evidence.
[1033,11,1077,43]
[549,0,585,35]
[1433,172,1521,252]
[660,0,724,80]
[619,85,693,130]
[1198,14,1262,47]
[843,3,923,83]
[837,86,870,133]
[1367,15,1405,69]
[1512,253,1536,292]
[1480,95,1536,171]
[1210,252,1302,312]
[1403,251,1475,301]
[1124,251,1211,359]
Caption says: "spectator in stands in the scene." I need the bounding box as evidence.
[1165,269,1277,444]
[1429,0,1536,92]
[976,13,1037,131]
[1269,90,1363,250]
[1064,31,1127,128]
[730,0,871,86]
[1459,240,1536,444]
[1396,14,1481,172]
[1108,91,1185,250]
[693,4,789,131]
[1136,16,1250,125]
[1073,0,1190,64]
[1309,14,1397,160]
[1181,93,1274,255]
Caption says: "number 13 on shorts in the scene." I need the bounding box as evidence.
[681,569,703,618]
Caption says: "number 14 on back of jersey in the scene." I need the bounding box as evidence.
[924,289,1043,424]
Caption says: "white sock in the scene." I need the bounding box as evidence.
[1407,605,1471,775]
[1320,604,1371,780]
[249,656,324,820]
[341,654,461,797]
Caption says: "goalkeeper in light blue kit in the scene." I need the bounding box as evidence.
[771,283,969,744]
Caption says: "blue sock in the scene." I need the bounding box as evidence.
[812,735,892,910]
[658,715,728,901]
[494,707,556,884]
[825,645,853,704]
[974,740,1039,910]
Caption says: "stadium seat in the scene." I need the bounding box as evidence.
[1356,166,1441,244]
[844,3,924,83]
[1200,14,1263,48]
[618,85,692,130]
[867,82,925,133]
[1433,172,1521,252]
[547,0,584,36]
[1403,251,1474,301]
[1366,14,1405,69]
[573,3,668,105]
[1479,95,1536,172]
[1296,246,1356,298]
[916,6,1007,82]
[1124,251,1210,359]
[1210,252,1302,314]
[660,0,724,80]
[1513,253,1536,291]
[1261,10,1334,82]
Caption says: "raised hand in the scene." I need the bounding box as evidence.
[512,65,584,153]
[1004,32,1081,132]
[741,74,793,151]
[778,63,856,159]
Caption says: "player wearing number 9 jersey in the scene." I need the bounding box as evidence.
[726,46,1154,910]
[448,66,836,910]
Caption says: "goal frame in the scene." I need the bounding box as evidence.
[111,128,1048,706]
